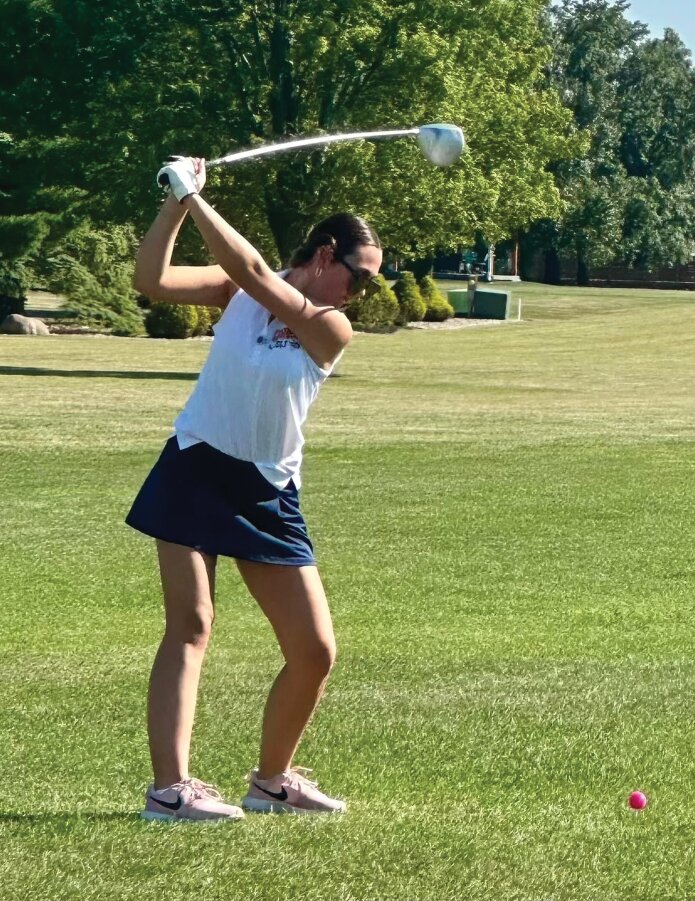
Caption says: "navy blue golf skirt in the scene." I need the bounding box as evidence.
[125,436,315,565]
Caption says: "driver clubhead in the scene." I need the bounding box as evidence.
[416,124,465,166]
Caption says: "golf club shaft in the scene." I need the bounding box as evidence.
[207,128,420,168]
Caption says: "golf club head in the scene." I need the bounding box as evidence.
[416,124,465,166]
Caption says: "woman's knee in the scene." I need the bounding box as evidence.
[164,602,215,648]
[288,635,337,681]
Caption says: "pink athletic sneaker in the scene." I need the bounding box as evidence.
[242,767,347,815]
[141,777,245,822]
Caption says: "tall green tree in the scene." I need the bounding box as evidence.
[524,1,695,284]
[617,29,695,268]
[1,0,577,276]
[527,0,645,284]
[0,0,156,294]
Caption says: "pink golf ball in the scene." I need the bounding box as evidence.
[629,791,648,810]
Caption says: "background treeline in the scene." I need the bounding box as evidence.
[526,0,695,285]
[1,0,694,333]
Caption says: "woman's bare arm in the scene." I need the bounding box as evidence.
[134,194,237,308]
[182,194,351,366]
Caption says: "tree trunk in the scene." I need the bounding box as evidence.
[268,10,298,136]
[576,254,590,286]
[543,248,561,284]
[411,257,435,280]
[518,232,535,281]
[264,171,313,265]
[511,239,519,277]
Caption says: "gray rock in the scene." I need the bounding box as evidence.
[1,314,51,336]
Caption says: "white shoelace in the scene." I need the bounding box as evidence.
[285,767,319,790]
[246,765,319,790]
[176,778,223,800]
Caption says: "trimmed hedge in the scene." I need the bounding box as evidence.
[145,303,222,338]
[419,276,454,322]
[145,302,198,338]
[193,305,212,337]
[393,271,426,324]
[344,275,399,330]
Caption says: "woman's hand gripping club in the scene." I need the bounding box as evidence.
[157,156,206,203]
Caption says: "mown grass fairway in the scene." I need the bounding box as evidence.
[1,285,693,901]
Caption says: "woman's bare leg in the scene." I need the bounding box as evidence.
[148,540,217,789]
[235,561,336,779]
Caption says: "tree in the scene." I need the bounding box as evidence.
[537,0,646,284]
[524,1,695,284]
[0,0,157,301]
[1,0,577,280]
[617,30,695,268]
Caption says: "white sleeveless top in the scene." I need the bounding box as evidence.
[174,280,339,488]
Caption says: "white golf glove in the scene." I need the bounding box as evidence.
[156,156,205,202]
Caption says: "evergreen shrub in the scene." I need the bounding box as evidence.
[46,223,144,335]
[344,275,399,330]
[191,305,223,336]
[393,271,426,324]
[419,276,454,321]
[193,305,211,336]
[0,288,24,322]
[145,302,199,338]
[208,306,223,332]
[0,214,50,306]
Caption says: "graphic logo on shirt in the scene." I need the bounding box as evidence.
[269,326,300,350]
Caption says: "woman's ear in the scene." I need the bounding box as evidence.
[315,243,335,275]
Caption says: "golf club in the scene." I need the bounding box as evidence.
[205,123,465,169]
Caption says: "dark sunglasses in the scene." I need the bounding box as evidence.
[336,256,380,298]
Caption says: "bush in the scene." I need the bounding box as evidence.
[0,263,27,304]
[208,305,223,332]
[0,214,51,304]
[45,223,144,335]
[145,302,199,339]
[344,275,399,330]
[393,271,426,324]
[190,305,224,336]
[0,297,24,322]
[419,275,454,322]
[192,305,211,336]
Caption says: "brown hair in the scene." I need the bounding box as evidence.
[290,213,381,267]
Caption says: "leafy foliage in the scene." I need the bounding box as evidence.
[145,302,199,339]
[616,30,695,268]
[0,0,577,276]
[44,224,144,335]
[526,0,695,282]
[0,296,25,322]
[192,305,212,338]
[344,274,398,330]
[0,212,53,299]
[419,275,454,321]
[190,305,223,337]
[394,271,426,324]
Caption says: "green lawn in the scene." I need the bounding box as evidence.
[1,284,693,900]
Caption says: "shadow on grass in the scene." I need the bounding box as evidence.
[0,366,197,381]
[0,812,139,825]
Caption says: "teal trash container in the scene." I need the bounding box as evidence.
[447,289,473,318]
[472,289,510,319]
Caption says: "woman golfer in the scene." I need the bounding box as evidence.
[127,156,382,821]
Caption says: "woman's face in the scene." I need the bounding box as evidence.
[307,243,383,308]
